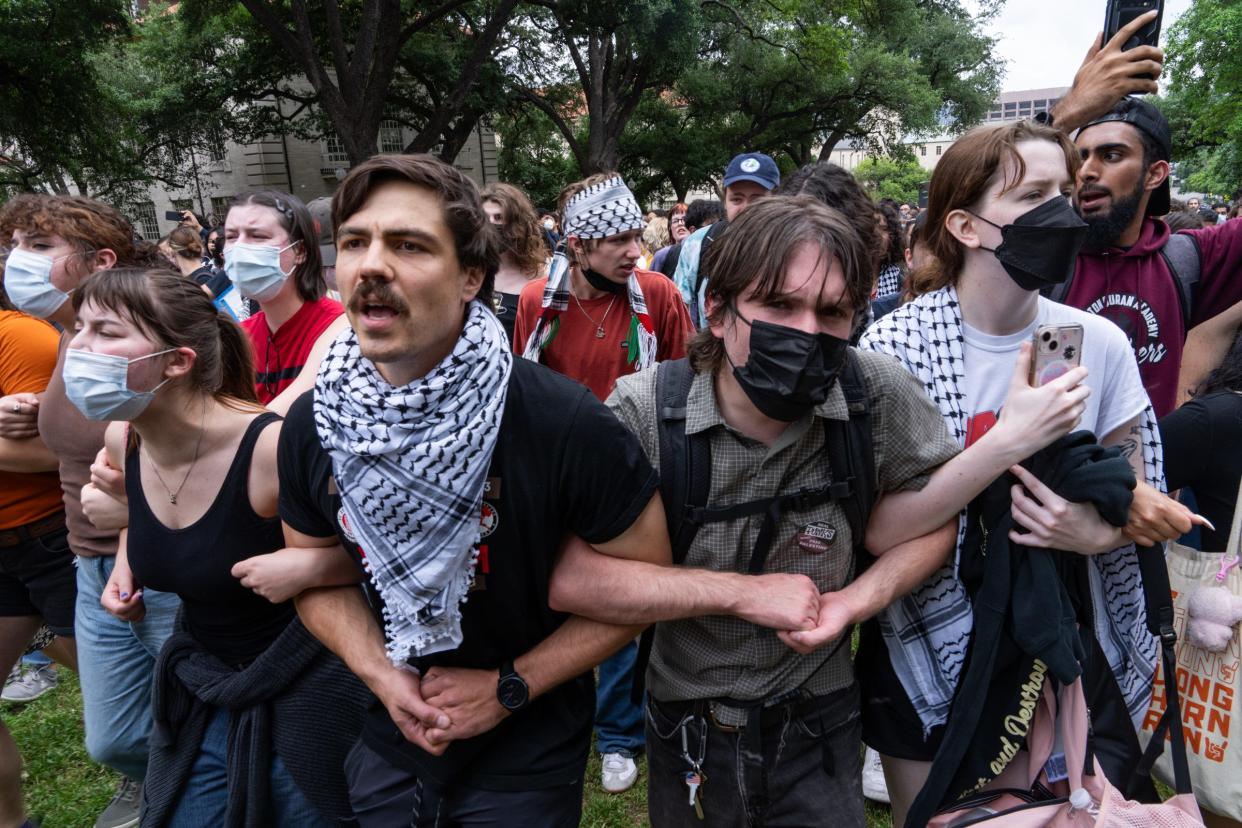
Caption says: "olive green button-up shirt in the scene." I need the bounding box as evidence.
[607,350,958,723]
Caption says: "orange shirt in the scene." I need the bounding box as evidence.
[0,311,64,530]
[513,269,693,401]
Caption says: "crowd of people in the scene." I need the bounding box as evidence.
[0,10,1238,828]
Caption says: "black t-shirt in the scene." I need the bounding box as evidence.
[494,291,520,345]
[1159,390,1242,551]
[278,358,658,791]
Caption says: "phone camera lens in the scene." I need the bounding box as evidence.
[1049,340,1059,351]
[1041,331,1052,342]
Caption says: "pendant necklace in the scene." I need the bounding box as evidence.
[572,292,618,339]
[146,404,208,505]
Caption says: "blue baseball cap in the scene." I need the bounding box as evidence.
[723,152,780,191]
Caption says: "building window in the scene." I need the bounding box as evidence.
[170,198,193,220]
[129,202,159,241]
[379,120,404,154]
[210,196,232,226]
[205,129,227,163]
[1034,99,1047,109]
[920,145,927,157]
[936,145,942,155]
[324,134,349,165]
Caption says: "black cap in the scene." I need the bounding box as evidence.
[1080,97,1172,216]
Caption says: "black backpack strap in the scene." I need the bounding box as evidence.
[826,351,877,565]
[633,359,709,702]
[1126,550,1195,798]
[654,359,711,564]
[1158,231,1202,330]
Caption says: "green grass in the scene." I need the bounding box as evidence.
[5,668,897,827]
[5,669,118,828]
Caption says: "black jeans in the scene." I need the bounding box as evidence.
[344,739,584,828]
[645,684,865,828]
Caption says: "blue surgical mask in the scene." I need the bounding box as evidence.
[223,241,298,302]
[4,248,74,319]
[63,348,176,421]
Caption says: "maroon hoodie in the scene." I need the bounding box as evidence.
[1064,216,1242,417]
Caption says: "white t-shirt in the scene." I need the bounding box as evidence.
[961,297,1149,449]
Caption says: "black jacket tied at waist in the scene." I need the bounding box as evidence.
[906,431,1137,828]
[143,615,370,827]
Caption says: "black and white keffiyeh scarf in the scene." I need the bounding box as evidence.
[520,175,657,369]
[859,286,1161,732]
[314,301,511,665]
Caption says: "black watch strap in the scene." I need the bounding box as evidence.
[497,660,529,712]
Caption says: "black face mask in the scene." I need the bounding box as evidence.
[582,267,628,295]
[728,306,850,422]
[973,196,1088,291]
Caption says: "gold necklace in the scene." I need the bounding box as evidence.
[571,292,618,339]
[145,404,208,505]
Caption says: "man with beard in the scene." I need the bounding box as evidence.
[1039,12,1242,420]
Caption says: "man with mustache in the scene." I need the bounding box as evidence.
[1041,12,1242,423]
[284,154,824,826]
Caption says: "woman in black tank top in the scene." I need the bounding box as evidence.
[73,269,366,827]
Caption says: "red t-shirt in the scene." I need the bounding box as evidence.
[242,297,344,404]
[513,269,693,400]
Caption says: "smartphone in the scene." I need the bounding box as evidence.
[1104,0,1163,53]
[1029,324,1084,386]
[165,210,184,221]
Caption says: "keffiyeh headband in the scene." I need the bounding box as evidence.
[562,175,645,239]
[521,177,657,369]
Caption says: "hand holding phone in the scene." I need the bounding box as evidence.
[1030,324,1084,386]
[165,210,183,222]
[1104,0,1163,54]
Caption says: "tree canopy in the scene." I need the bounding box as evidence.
[2,0,1009,208]
[1162,0,1242,198]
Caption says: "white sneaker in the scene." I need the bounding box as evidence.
[600,752,639,794]
[2,662,58,704]
[862,746,890,804]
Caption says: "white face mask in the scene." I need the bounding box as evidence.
[4,248,75,318]
[62,348,176,421]
[223,241,297,303]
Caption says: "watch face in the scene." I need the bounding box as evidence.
[498,676,529,710]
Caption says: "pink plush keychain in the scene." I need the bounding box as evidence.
[1186,555,1242,652]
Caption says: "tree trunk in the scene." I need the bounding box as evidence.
[817,129,847,163]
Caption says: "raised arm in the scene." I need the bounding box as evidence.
[1048,11,1164,133]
